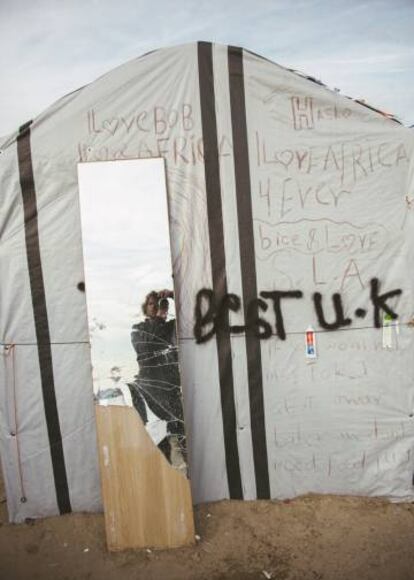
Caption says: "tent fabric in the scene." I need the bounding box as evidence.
[1,42,414,522]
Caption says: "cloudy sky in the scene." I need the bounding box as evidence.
[0,0,413,136]
[78,158,174,387]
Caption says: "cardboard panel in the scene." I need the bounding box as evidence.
[95,405,194,550]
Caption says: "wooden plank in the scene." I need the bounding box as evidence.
[95,405,195,550]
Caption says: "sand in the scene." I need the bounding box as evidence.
[1,467,414,580]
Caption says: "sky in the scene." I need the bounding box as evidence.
[0,0,413,137]
[77,158,174,388]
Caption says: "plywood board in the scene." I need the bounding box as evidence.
[95,405,195,550]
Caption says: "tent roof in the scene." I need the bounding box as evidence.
[0,42,406,147]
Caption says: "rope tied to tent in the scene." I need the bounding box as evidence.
[3,343,27,504]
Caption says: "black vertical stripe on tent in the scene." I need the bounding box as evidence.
[17,121,72,514]
[228,46,270,499]
[198,42,243,499]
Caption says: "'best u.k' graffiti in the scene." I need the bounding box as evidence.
[193,278,402,344]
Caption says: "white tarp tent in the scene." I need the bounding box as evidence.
[1,42,414,522]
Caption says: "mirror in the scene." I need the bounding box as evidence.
[77,158,187,475]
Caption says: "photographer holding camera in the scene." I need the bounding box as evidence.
[128,289,185,466]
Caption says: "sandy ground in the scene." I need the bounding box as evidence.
[2,470,414,580]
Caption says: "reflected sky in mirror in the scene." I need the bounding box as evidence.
[78,158,173,391]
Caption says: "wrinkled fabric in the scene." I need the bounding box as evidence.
[0,43,413,522]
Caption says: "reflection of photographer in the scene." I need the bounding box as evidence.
[128,289,185,465]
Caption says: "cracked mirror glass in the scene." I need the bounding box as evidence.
[78,158,187,474]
